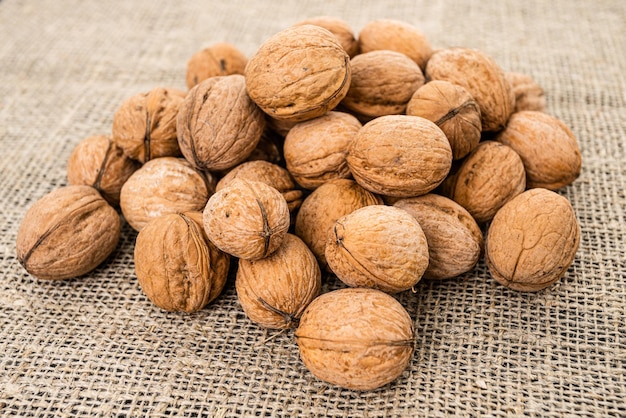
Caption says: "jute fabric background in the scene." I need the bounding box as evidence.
[1,1,624,416]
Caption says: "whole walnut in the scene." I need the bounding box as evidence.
[112,87,185,163]
[120,157,213,231]
[236,234,321,329]
[445,141,526,224]
[203,179,290,260]
[506,72,547,113]
[394,194,483,280]
[485,188,580,291]
[295,179,383,270]
[16,185,120,280]
[245,25,351,123]
[284,111,361,189]
[294,16,359,58]
[186,42,248,89]
[426,48,515,132]
[406,80,481,160]
[134,212,230,313]
[347,115,452,197]
[66,135,140,206]
[496,110,582,190]
[358,19,433,70]
[341,50,425,119]
[295,287,415,391]
[325,205,429,293]
[177,75,266,172]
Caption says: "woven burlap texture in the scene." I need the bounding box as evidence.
[1,0,624,416]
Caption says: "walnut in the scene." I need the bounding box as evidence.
[426,48,515,132]
[295,287,415,390]
[406,80,481,160]
[177,74,266,172]
[112,87,185,163]
[358,19,433,70]
[134,212,230,312]
[203,179,290,260]
[244,129,284,166]
[284,111,361,189]
[341,50,425,119]
[394,194,483,280]
[444,141,526,224]
[485,188,580,291]
[245,25,351,123]
[16,185,120,280]
[236,234,321,329]
[120,157,213,231]
[295,179,382,270]
[496,110,582,190]
[294,16,359,58]
[66,135,140,207]
[506,72,547,113]
[347,115,452,197]
[186,42,248,89]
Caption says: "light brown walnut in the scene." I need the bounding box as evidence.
[506,72,547,113]
[186,42,248,89]
[294,16,359,58]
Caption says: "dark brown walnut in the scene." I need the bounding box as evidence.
[186,42,248,90]
[394,194,483,280]
[66,135,140,207]
[358,19,433,70]
[120,157,213,231]
[406,80,481,160]
[295,287,415,391]
[294,16,359,58]
[485,188,580,292]
[177,74,266,172]
[325,205,429,293]
[347,115,452,197]
[445,141,526,224]
[203,179,290,260]
[112,87,185,163]
[134,212,230,313]
[284,111,361,189]
[295,179,383,271]
[236,234,321,329]
[506,72,547,113]
[245,25,351,123]
[216,160,303,213]
[16,185,120,280]
[496,110,582,190]
[426,48,515,132]
[266,115,298,138]
[341,50,425,119]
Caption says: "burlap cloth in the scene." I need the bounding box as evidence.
[1,0,624,416]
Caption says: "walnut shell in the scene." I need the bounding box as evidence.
[112,87,185,163]
[295,179,382,270]
[66,135,140,207]
[485,188,580,291]
[425,48,515,132]
[394,194,483,280]
[216,160,302,213]
[186,42,248,89]
[347,115,452,197]
[496,111,582,190]
[325,205,429,293]
[203,179,290,260]
[295,287,415,391]
[245,25,351,123]
[236,234,321,329]
[406,80,481,160]
[134,212,230,312]
[120,157,213,231]
[294,16,359,58]
[358,19,433,70]
[506,72,547,113]
[16,185,120,280]
[284,111,361,189]
[244,129,284,166]
[341,50,425,118]
[446,141,526,224]
[177,75,266,172]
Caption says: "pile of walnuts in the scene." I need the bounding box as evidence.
[16,17,582,391]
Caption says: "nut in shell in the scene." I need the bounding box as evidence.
[186,42,248,89]
[294,16,359,58]
[506,72,547,113]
